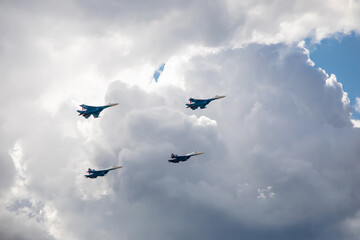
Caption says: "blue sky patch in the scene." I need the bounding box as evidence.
[153,63,165,82]
[307,33,360,118]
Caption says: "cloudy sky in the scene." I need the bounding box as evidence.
[1,0,360,239]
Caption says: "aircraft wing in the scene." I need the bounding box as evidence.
[190,98,203,103]
[80,104,97,110]
[92,112,100,118]
[83,114,91,119]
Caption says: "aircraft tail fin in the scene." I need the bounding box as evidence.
[171,153,176,158]
[84,174,96,179]
[186,104,198,110]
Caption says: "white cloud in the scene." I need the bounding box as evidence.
[2,43,356,239]
[257,186,276,199]
[351,119,360,128]
[1,1,360,240]
[354,97,360,113]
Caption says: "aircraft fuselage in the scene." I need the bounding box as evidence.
[186,96,225,110]
[77,103,118,118]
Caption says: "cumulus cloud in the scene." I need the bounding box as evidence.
[1,0,360,240]
[355,97,360,113]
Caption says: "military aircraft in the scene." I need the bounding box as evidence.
[168,152,204,163]
[186,95,225,110]
[77,103,118,119]
[84,166,123,179]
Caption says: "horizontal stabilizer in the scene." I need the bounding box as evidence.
[168,160,179,163]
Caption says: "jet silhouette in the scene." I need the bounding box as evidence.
[186,96,225,110]
[77,103,118,119]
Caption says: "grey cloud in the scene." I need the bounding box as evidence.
[2,0,358,78]
[1,1,360,240]
[179,44,360,235]
[0,209,53,240]
[2,43,360,239]
[38,45,359,239]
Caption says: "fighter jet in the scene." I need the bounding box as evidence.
[186,95,225,110]
[84,166,123,179]
[168,152,204,163]
[77,103,118,119]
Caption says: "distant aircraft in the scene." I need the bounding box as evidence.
[168,152,204,163]
[77,103,118,119]
[84,166,123,179]
[186,95,225,110]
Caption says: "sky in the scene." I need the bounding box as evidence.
[308,33,360,118]
[153,63,165,82]
[1,0,360,239]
